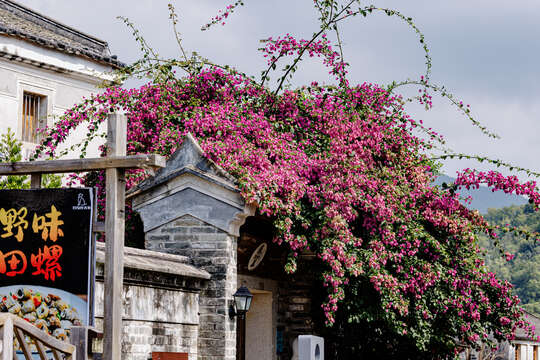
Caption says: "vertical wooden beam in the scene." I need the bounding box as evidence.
[30,173,42,188]
[14,328,32,360]
[34,339,48,360]
[1,316,13,360]
[69,327,87,360]
[103,113,126,360]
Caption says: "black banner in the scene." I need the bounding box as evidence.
[0,188,93,325]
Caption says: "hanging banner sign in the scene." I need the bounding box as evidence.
[0,188,93,341]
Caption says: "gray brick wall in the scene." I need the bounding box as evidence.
[94,250,207,360]
[146,215,237,360]
[94,319,198,360]
[132,134,255,360]
[277,275,315,358]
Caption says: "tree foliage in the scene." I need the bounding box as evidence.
[0,128,61,189]
[480,204,540,315]
[0,128,29,189]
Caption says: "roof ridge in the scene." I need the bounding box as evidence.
[0,0,124,68]
[0,0,107,47]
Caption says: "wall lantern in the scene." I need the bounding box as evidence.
[230,286,253,319]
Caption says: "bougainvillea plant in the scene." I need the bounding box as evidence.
[32,1,540,358]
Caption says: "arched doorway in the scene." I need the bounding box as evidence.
[246,289,273,359]
[237,217,281,360]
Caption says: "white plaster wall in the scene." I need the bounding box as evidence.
[512,342,540,360]
[0,95,18,131]
[94,281,200,325]
[0,65,17,95]
[0,44,112,160]
[238,275,278,360]
[0,35,114,81]
[246,291,273,360]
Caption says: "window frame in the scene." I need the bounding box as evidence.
[21,91,47,143]
[17,83,53,147]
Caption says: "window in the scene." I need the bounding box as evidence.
[21,92,47,143]
[534,345,538,360]
[516,344,521,360]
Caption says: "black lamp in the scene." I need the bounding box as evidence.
[230,286,253,318]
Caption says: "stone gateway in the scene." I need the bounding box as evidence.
[90,134,320,360]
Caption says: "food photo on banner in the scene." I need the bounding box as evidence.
[0,188,94,345]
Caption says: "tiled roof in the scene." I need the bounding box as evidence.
[515,311,540,341]
[0,0,123,68]
[95,242,211,280]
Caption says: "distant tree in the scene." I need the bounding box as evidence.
[0,128,61,189]
[480,204,540,315]
[0,128,29,189]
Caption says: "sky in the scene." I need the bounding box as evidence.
[15,0,540,180]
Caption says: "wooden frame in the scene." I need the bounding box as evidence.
[0,154,165,175]
[0,313,76,360]
[0,113,165,360]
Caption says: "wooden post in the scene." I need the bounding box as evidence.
[30,173,41,188]
[103,113,127,360]
[0,112,165,360]
[70,327,89,360]
[1,316,13,360]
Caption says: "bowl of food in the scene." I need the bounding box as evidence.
[0,285,87,355]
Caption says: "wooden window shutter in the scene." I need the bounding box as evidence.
[22,92,46,143]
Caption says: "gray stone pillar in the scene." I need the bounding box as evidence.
[130,134,255,360]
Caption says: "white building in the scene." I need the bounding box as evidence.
[509,312,540,360]
[460,312,540,360]
[0,0,121,157]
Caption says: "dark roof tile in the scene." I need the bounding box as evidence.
[0,0,124,68]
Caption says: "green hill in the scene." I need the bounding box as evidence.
[479,204,540,314]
